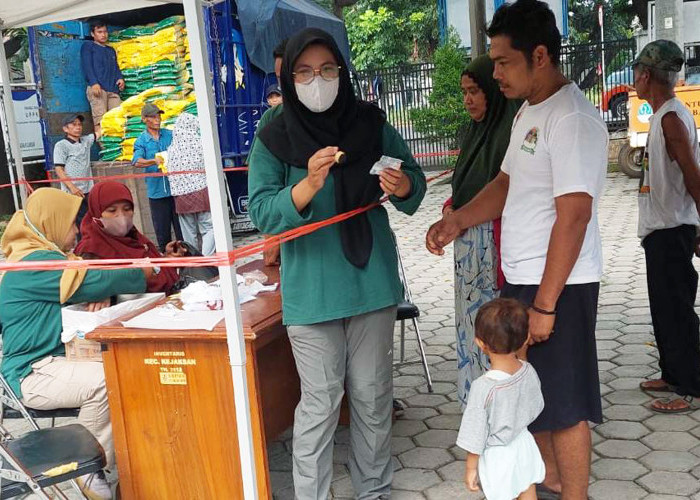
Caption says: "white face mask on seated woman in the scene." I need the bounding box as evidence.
[96,215,134,238]
[295,75,339,113]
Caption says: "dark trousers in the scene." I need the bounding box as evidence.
[149,196,183,251]
[643,224,700,397]
[75,196,89,241]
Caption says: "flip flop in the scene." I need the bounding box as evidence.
[536,484,561,500]
[639,380,675,394]
[649,396,694,414]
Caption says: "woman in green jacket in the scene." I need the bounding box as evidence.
[248,28,426,500]
[0,188,149,500]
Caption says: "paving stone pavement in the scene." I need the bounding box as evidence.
[271,172,700,499]
[5,172,700,499]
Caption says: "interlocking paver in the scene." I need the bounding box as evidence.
[414,429,459,449]
[591,458,648,480]
[588,479,647,500]
[640,451,700,472]
[391,469,441,491]
[638,471,700,496]
[595,439,651,459]
[642,432,700,452]
[596,420,650,440]
[399,447,452,469]
[645,414,698,432]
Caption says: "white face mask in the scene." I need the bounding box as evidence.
[295,76,339,113]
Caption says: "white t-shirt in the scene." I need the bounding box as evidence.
[500,83,608,285]
[638,98,700,239]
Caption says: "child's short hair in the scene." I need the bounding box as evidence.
[475,298,529,354]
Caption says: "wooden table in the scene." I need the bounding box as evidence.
[88,261,299,499]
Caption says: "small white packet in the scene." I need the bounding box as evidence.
[370,155,402,175]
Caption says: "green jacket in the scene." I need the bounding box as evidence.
[248,122,426,325]
[0,250,147,397]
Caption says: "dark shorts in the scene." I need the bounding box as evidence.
[501,282,603,433]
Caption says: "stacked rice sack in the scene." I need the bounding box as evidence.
[99,15,197,161]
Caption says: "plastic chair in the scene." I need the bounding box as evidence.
[392,232,433,393]
[0,423,105,499]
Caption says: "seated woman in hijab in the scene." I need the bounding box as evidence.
[248,28,426,500]
[75,181,180,294]
[0,188,150,500]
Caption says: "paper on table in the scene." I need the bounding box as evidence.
[122,304,225,331]
[238,281,278,304]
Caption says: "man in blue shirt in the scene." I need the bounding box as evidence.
[81,19,124,138]
[132,103,182,251]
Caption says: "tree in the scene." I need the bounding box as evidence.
[344,0,439,71]
[567,0,636,43]
[409,35,469,152]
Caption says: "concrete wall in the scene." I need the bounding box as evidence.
[446,0,567,48]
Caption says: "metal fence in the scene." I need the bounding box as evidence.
[356,39,638,166]
[560,38,637,130]
[355,63,454,169]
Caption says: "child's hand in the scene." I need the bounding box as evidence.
[464,466,479,491]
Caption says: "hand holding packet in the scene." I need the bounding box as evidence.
[370,155,402,175]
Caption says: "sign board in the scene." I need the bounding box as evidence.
[628,85,700,134]
[11,90,44,160]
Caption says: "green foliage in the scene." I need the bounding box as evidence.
[567,0,635,43]
[345,0,439,71]
[409,38,469,150]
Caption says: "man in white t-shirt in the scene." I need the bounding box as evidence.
[633,40,700,414]
[427,0,607,497]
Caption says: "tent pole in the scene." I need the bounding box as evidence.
[182,1,259,498]
[0,32,25,209]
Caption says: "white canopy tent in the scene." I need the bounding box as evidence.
[0,1,259,498]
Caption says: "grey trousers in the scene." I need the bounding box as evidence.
[178,211,215,256]
[287,305,397,500]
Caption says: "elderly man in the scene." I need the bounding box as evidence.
[132,103,182,251]
[634,40,700,414]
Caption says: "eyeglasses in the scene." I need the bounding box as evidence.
[292,64,341,84]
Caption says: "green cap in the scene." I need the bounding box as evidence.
[632,40,685,72]
[141,103,164,118]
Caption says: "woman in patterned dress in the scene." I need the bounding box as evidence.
[433,55,521,407]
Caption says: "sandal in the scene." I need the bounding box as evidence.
[639,379,675,394]
[535,484,561,500]
[650,396,694,414]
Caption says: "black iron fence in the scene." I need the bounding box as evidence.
[356,39,638,166]
[355,63,454,169]
[560,38,637,130]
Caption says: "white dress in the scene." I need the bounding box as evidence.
[456,363,546,500]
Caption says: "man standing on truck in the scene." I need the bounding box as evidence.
[53,114,94,236]
[81,19,124,138]
[634,40,700,413]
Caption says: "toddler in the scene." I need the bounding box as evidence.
[456,298,545,500]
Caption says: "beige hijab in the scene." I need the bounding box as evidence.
[1,188,86,303]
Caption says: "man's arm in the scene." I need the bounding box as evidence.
[426,172,509,255]
[662,112,700,213]
[132,139,159,168]
[453,171,510,229]
[529,193,592,342]
[54,166,83,197]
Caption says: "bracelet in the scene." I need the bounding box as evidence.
[530,304,556,316]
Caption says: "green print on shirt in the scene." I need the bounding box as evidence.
[520,127,539,155]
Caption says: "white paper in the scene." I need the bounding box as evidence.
[61,293,165,342]
[121,304,225,331]
[238,281,278,304]
[370,155,402,175]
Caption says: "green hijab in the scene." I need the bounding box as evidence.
[452,55,522,209]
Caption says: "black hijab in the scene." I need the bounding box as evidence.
[258,28,387,269]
